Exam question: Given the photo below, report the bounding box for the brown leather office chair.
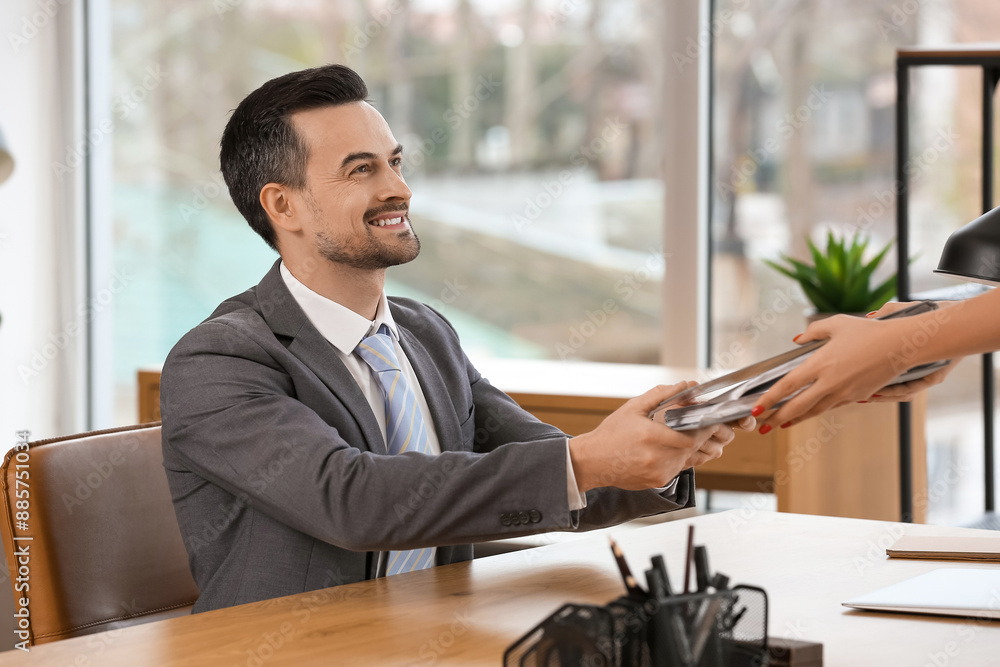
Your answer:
[0,422,198,645]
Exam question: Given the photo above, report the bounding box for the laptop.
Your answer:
[842,568,1000,619]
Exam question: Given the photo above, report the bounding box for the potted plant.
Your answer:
[764,232,898,321]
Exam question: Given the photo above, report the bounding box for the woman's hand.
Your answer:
[751,302,953,429]
[863,365,955,403]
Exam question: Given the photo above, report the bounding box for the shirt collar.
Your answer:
[279,261,399,355]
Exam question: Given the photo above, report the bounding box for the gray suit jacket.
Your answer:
[161,260,694,613]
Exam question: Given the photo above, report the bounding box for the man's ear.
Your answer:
[260,183,303,233]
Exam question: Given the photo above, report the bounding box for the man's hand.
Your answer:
[685,414,756,468]
[568,383,752,493]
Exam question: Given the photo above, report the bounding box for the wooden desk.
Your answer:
[8,511,999,666]
[138,358,927,521]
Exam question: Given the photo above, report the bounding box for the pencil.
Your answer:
[609,537,644,596]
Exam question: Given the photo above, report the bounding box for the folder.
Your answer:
[887,535,1000,563]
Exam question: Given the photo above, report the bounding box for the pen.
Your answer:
[691,596,725,662]
[646,568,694,665]
[645,567,665,600]
[609,537,644,597]
[651,554,673,596]
[719,592,740,631]
[683,525,695,594]
[694,545,711,592]
[725,606,747,631]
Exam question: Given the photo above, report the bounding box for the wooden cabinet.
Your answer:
[137,368,161,423]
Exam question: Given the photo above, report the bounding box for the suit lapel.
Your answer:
[255,261,385,455]
[395,325,462,453]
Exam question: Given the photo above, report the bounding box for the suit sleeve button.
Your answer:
[529,510,541,523]
[518,512,530,525]
[500,513,511,526]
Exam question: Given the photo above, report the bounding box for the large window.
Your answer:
[107,0,669,422]
[710,0,1000,524]
[103,0,997,524]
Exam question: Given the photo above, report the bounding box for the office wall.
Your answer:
[0,0,88,651]
[1,2,88,440]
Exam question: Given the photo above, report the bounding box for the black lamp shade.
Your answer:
[935,205,1000,284]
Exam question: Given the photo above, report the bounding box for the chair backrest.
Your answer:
[0,423,198,645]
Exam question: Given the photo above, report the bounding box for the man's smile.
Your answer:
[367,211,408,229]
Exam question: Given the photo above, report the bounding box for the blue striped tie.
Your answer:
[355,324,435,575]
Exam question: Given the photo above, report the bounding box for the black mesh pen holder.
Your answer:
[646,585,768,667]
[504,585,768,667]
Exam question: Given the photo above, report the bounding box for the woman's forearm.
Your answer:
[907,289,1000,366]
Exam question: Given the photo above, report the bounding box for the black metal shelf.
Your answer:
[896,45,999,522]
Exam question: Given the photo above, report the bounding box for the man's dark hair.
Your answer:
[220,64,369,251]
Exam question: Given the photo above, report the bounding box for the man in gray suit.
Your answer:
[161,64,751,613]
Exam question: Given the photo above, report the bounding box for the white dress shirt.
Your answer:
[278,263,590,545]
[280,263,442,456]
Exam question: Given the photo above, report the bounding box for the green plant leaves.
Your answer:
[765,232,900,313]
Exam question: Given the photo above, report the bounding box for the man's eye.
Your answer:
[352,164,369,174]
[390,157,402,167]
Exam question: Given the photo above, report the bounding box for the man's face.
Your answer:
[289,102,418,270]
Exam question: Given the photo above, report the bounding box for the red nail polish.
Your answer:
[857,400,868,404]
[792,334,802,342]
[751,405,764,417]
[759,424,772,435]
[872,394,882,398]
[780,422,791,429]
[866,311,877,317]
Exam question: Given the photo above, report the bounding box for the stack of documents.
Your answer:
[648,301,950,431]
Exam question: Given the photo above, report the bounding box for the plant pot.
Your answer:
[803,309,868,325]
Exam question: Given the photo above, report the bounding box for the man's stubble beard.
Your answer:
[315,224,421,271]
[305,188,421,270]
